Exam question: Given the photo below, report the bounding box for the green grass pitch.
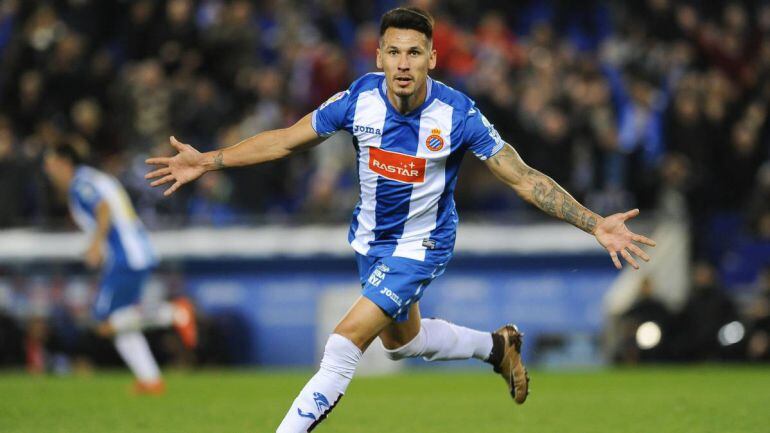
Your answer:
[2,366,769,432]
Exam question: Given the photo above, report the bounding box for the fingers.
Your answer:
[620,249,640,270]
[146,157,171,166]
[145,167,171,180]
[628,244,650,262]
[150,174,175,187]
[164,181,182,197]
[609,250,622,269]
[633,234,657,247]
[622,208,640,220]
[170,136,186,152]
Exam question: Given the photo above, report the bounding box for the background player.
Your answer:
[146,6,655,431]
[44,144,197,394]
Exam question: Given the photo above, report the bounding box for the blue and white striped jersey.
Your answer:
[69,166,157,271]
[312,73,505,263]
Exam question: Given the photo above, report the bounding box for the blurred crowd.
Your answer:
[0,0,766,230]
[1,0,770,366]
[616,263,770,363]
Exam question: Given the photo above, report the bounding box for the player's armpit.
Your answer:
[282,113,327,153]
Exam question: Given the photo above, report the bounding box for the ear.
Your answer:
[376,47,383,69]
[429,47,437,70]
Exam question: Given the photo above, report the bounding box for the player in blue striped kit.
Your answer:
[45,144,197,394]
[147,6,655,431]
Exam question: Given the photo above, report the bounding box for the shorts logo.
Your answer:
[379,287,403,307]
[369,147,426,184]
[368,263,388,287]
[425,128,444,152]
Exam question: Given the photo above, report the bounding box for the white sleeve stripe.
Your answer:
[311,110,334,137]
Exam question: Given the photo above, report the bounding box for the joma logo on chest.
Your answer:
[353,125,382,135]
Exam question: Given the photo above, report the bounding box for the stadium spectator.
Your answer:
[675,261,740,361]
[616,277,672,363]
[746,265,770,360]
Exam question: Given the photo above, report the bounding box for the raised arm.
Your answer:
[146,113,323,196]
[485,143,656,269]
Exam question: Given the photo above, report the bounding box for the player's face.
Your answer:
[377,27,436,100]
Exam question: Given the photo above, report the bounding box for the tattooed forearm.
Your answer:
[533,181,558,216]
[213,151,225,169]
[486,144,601,234]
[527,172,599,234]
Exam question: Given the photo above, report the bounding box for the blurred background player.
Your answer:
[147,6,654,432]
[43,143,197,394]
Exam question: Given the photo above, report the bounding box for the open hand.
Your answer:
[594,209,656,270]
[146,136,207,196]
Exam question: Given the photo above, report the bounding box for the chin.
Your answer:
[391,86,414,98]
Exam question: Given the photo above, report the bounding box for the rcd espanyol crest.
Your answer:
[425,128,444,151]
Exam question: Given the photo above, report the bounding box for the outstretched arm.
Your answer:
[146,113,323,196]
[485,143,656,269]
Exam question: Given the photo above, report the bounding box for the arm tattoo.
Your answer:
[530,175,597,233]
[213,151,225,169]
[489,144,599,234]
[533,181,558,216]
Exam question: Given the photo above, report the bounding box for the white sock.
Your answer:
[109,303,176,333]
[384,318,493,362]
[276,334,362,433]
[114,331,161,383]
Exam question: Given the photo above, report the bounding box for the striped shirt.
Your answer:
[312,73,504,262]
[69,166,157,271]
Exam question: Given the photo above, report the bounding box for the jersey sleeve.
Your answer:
[71,179,103,213]
[311,89,353,137]
[462,105,505,160]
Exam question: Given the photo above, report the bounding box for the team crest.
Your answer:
[425,128,444,151]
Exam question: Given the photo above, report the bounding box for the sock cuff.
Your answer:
[327,333,363,360]
[320,334,363,382]
[381,325,426,356]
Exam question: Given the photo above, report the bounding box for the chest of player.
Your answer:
[352,118,454,185]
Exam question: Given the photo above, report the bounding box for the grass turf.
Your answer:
[1,366,769,433]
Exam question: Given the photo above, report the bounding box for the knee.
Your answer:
[383,328,426,361]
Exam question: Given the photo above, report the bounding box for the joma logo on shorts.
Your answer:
[354,125,382,135]
[380,287,402,307]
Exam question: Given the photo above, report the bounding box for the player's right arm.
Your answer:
[485,143,656,269]
[146,113,323,196]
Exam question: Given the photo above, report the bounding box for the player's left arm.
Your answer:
[485,143,656,269]
[85,200,111,269]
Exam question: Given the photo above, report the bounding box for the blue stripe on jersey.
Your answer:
[347,136,362,243]
[419,84,461,263]
[369,176,413,255]
[367,105,420,256]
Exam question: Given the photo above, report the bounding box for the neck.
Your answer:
[387,79,428,114]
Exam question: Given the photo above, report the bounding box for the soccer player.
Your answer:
[44,144,197,394]
[147,6,655,431]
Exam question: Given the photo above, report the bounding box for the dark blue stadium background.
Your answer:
[0,0,768,367]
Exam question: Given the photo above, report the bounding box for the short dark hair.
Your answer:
[380,7,434,41]
[50,143,84,166]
